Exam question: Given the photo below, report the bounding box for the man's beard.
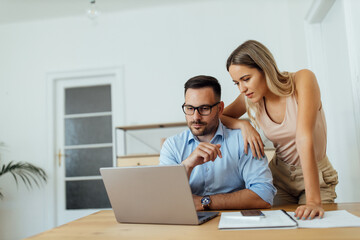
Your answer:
[188,117,218,137]
[189,121,208,136]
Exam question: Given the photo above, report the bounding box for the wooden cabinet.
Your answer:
[117,154,160,167]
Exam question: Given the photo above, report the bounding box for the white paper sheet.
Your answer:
[288,210,360,228]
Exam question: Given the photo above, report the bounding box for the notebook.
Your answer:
[100,165,219,225]
[218,210,298,230]
[219,210,360,230]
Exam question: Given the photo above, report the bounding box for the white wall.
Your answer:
[319,0,360,202]
[347,0,360,90]
[304,0,360,203]
[345,0,360,146]
[0,0,341,239]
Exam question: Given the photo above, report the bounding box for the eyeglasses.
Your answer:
[182,102,220,116]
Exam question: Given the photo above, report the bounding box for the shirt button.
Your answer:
[206,168,209,172]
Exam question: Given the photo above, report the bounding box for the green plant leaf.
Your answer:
[0,161,48,199]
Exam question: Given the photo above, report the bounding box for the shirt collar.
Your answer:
[187,119,224,144]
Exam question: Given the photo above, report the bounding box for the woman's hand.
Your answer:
[221,115,264,159]
[294,203,324,220]
[239,120,264,159]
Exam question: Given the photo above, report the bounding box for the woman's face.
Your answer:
[228,64,268,103]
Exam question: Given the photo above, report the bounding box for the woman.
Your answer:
[221,40,338,220]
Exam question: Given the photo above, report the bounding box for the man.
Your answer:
[160,75,276,211]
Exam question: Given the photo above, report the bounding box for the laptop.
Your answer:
[100,165,219,225]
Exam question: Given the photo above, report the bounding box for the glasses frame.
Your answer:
[182,102,220,116]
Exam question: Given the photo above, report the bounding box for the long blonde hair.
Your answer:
[226,40,295,127]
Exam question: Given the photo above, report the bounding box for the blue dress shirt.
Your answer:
[159,120,276,205]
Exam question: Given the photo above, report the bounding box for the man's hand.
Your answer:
[182,143,222,178]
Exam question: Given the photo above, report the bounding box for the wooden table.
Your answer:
[26,203,360,240]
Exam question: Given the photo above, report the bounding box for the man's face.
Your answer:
[184,87,223,142]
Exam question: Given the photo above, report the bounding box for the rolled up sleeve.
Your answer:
[240,154,277,205]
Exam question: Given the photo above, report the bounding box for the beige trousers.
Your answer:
[269,155,338,205]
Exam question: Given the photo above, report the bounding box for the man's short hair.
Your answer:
[184,75,221,101]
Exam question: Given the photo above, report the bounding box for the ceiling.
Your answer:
[0,0,214,24]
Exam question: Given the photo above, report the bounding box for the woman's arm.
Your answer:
[293,69,324,220]
[221,94,264,158]
[222,94,247,121]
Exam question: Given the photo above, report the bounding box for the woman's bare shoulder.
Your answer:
[293,69,317,83]
[293,69,321,107]
[293,69,319,91]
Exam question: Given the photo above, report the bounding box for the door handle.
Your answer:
[57,149,67,167]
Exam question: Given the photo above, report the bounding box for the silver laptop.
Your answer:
[100,165,219,225]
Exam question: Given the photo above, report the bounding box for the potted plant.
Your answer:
[0,143,48,199]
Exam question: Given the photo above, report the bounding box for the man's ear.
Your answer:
[218,101,225,115]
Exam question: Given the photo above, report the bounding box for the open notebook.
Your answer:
[219,210,360,230]
[219,210,297,230]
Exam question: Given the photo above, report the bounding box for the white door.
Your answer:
[54,69,123,225]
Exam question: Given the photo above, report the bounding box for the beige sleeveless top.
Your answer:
[257,94,327,166]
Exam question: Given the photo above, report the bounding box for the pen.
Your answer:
[281,209,299,227]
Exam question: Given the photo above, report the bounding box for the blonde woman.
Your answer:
[221,40,338,220]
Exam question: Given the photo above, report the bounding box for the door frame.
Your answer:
[46,66,125,227]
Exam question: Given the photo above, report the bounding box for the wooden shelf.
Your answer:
[116,122,188,158]
[116,122,187,130]
[115,120,273,166]
[116,149,276,167]
[117,154,160,159]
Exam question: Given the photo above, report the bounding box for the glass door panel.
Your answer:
[64,85,112,210]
